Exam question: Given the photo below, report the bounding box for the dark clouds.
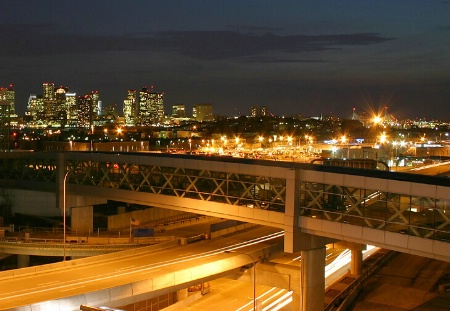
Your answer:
[1,23,392,61]
[0,0,448,119]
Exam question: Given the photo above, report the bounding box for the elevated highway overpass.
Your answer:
[0,227,284,311]
[0,151,449,310]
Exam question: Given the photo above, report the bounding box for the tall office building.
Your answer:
[26,95,45,127]
[55,86,69,127]
[77,94,95,128]
[193,103,213,122]
[43,82,57,123]
[0,85,18,129]
[0,86,14,150]
[261,106,268,116]
[0,85,15,115]
[123,90,137,126]
[91,90,100,117]
[172,104,186,118]
[250,106,268,117]
[102,104,118,120]
[65,93,78,128]
[138,86,164,126]
[0,100,10,150]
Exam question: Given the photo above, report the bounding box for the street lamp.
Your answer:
[331,145,338,158]
[63,169,70,261]
[117,127,123,141]
[225,251,257,310]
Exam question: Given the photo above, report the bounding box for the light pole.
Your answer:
[90,124,94,151]
[225,251,257,310]
[63,169,70,261]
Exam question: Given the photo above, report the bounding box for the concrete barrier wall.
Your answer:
[210,222,257,239]
[12,189,106,217]
[71,206,93,232]
[108,207,186,229]
[12,189,57,217]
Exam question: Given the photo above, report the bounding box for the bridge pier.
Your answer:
[331,241,366,277]
[17,254,30,268]
[351,249,363,276]
[176,288,188,301]
[301,246,326,311]
[287,230,336,311]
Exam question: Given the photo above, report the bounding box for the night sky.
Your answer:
[1,0,449,120]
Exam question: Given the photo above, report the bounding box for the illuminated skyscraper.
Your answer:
[0,86,13,150]
[65,93,78,128]
[123,90,137,126]
[77,91,101,128]
[91,90,100,117]
[0,85,18,129]
[250,106,268,117]
[261,106,268,116]
[193,103,213,122]
[43,82,57,123]
[138,86,164,126]
[26,95,45,127]
[172,104,186,118]
[0,85,15,115]
[0,101,10,150]
[77,95,91,128]
[55,86,69,127]
[43,82,55,101]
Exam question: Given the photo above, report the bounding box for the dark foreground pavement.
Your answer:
[349,252,450,311]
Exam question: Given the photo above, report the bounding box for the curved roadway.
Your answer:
[0,227,284,311]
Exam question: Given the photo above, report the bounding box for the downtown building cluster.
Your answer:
[123,87,214,126]
[2,83,177,129]
[1,84,217,130]
[24,83,105,129]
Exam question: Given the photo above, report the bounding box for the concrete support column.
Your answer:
[17,254,30,268]
[330,242,366,277]
[176,288,188,301]
[301,246,326,311]
[351,249,363,276]
[117,206,126,214]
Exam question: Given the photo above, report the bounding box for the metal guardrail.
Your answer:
[115,213,211,232]
[0,236,176,249]
[13,213,206,235]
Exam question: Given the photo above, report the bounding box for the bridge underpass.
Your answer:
[0,151,449,311]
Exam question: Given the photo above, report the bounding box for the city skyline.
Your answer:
[1,1,449,119]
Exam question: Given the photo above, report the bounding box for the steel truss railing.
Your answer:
[0,153,287,212]
[1,152,449,242]
[65,158,287,212]
[300,182,450,241]
[0,156,57,182]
